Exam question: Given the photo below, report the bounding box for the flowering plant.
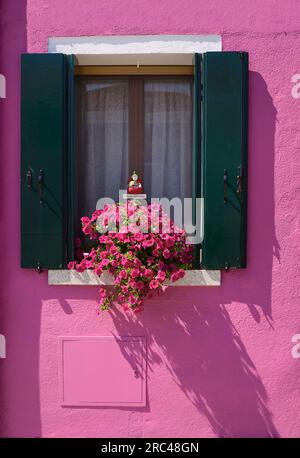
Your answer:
[68,202,192,313]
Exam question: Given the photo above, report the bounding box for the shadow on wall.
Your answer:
[238,70,279,323]
[108,70,279,437]
[111,303,279,438]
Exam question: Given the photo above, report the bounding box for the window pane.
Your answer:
[144,78,193,200]
[76,79,129,220]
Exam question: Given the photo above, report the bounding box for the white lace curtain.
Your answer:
[144,79,193,200]
[76,79,129,219]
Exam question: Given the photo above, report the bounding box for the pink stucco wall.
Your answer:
[1,0,300,438]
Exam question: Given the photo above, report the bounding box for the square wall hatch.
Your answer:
[60,336,146,407]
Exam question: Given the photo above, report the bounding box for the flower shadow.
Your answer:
[110,301,279,437]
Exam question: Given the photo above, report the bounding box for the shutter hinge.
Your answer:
[225,262,230,272]
[239,52,244,60]
[36,262,42,274]
[38,169,44,204]
[223,169,228,204]
[237,165,242,194]
[26,169,32,189]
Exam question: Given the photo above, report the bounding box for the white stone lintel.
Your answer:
[48,34,222,56]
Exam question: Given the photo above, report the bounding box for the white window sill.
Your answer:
[48,270,221,286]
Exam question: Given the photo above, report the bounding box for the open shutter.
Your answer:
[201,52,248,270]
[21,53,73,270]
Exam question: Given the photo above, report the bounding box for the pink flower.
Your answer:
[119,270,127,279]
[117,294,125,303]
[156,270,166,282]
[121,257,130,267]
[76,262,86,273]
[163,249,170,259]
[129,294,137,305]
[146,256,154,265]
[94,265,102,276]
[131,268,140,279]
[133,258,142,268]
[129,280,138,289]
[134,232,144,242]
[91,209,102,221]
[109,246,118,256]
[81,216,90,225]
[144,268,154,279]
[149,279,159,290]
[178,269,185,279]
[99,288,106,298]
[143,237,155,248]
[82,224,93,235]
[136,281,144,291]
[100,259,110,268]
[171,272,179,282]
[165,236,175,248]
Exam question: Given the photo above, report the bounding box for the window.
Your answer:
[75,73,194,223]
[21,52,248,271]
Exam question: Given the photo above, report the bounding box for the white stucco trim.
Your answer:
[48,270,221,287]
[48,35,222,61]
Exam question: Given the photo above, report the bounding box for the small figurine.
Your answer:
[128,170,143,194]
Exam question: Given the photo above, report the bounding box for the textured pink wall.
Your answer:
[1,0,300,437]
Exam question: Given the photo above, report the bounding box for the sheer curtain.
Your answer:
[76,79,129,220]
[144,79,193,200]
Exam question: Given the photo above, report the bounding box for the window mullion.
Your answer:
[128,78,144,179]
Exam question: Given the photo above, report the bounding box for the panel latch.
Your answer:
[237,165,242,195]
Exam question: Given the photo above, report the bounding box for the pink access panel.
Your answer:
[59,336,147,407]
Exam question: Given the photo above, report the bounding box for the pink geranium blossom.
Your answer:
[163,249,170,259]
[149,279,159,290]
[68,202,192,313]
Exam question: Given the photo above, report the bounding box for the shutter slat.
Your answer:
[21,54,69,269]
[201,52,248,269]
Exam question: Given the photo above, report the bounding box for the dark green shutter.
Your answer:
[21,53,74,269]
[201,52,248,270]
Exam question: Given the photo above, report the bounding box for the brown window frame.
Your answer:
[75,66,194,178]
